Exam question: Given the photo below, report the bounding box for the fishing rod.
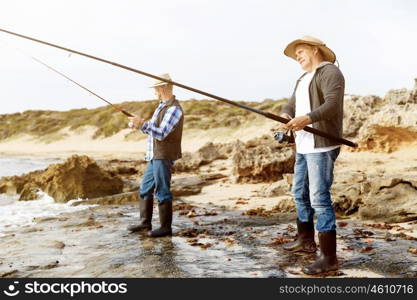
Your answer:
[0,28,357,147]
[30,56,134,117]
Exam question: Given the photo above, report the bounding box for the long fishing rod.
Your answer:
[0,28,357,147]
[30,56,134,117]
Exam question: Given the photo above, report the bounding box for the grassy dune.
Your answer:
[0,98,288,141]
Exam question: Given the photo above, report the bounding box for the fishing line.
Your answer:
[0,40,134,117]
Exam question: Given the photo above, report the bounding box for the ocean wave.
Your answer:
[0,192,96,237]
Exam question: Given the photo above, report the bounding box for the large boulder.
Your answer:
[171,176,205,196]
[174,142,229,172]
[353,125,417,153]
[358,176,417,223]
[343,81,417,153]
[39,155,124,202]
[333,172,417,223]
[343,94,383,138]
[231,135,295,183]
[0,155,124,203]
[332,171,371,215]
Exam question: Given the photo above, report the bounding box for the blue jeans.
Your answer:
[292,148,340,232]
[140,160,174,203]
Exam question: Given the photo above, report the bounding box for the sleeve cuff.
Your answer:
[307,111,319,123]
[141,122,150,134]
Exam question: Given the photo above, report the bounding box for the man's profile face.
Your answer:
[295,44,315,72]
[154,86,163,100]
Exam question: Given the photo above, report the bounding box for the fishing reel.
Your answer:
[273,129,295,144]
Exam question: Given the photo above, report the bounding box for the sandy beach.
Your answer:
[0,121,276,159]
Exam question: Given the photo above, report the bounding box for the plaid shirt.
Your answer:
[141,101,183,161]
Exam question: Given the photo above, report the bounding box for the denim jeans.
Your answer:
[292,148,340,232]
[140,160,174,203]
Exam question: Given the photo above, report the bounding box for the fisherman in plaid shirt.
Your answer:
[141,101,183,162]
[127,74,184,237]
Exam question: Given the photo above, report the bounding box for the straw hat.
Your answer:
[150,73,173,88]
[284,36,336,63]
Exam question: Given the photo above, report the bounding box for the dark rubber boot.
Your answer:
[302,230,338,275]
[283,219,317,253]
[148,201,172,237]
[127,198,153,232]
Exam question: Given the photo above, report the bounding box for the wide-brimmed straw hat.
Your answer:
[150,73,173,88]
[284,36,336,63]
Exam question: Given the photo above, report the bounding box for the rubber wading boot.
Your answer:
[148,201,172,237]
[283,219,317,253]
[302,230,338,275]
[127,198,153,232]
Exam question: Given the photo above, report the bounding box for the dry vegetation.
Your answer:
[0,98,288,141]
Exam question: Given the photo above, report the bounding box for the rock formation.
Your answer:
[358,176,417,223]
[174,142,230,172]
[231,135,295,183]
[0,155,124,202]
[344,81,417,153]
[333,171,417,223]
[175,137,295,183]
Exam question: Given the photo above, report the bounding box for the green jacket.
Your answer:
[281,62,345,148]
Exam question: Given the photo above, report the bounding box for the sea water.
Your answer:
[0,156,61,177]
[0,156,96,237]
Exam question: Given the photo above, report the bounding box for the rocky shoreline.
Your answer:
[1,138,417,277]
[1,200,417,278]
[2,131,416,223]
[1,82,417,277]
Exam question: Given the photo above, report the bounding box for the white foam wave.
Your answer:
[0,192,96,237]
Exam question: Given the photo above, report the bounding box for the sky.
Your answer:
[0,0,416,114]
